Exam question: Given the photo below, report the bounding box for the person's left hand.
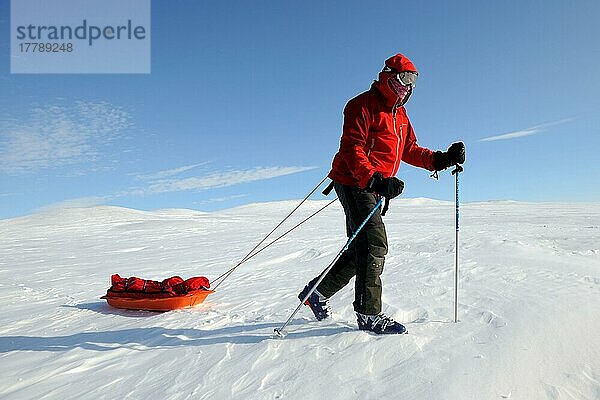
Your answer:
[447,142,465,165]
[433,142,466,171]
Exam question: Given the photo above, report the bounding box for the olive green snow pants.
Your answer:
[313,182,388,315]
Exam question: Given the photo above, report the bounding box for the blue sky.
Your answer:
[1,1,599,219]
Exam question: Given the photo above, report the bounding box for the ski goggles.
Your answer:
[397,71,418,87]
[383,66,418,87]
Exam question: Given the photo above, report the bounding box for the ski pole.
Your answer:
[274,197,384,338]
[451,164,463,323]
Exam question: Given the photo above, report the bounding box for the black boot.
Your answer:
[356,312,407,334]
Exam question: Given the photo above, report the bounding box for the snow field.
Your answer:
[0,200,598,399]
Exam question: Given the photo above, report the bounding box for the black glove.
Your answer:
[367,172,404,199]
[433,142,466,171]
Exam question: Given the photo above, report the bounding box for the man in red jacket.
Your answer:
[299,53,465,334]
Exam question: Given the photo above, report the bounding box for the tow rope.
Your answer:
[211,176,336,290]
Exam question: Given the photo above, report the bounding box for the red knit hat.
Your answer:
[384,53,418,73]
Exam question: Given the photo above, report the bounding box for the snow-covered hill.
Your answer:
[0,200,598,399]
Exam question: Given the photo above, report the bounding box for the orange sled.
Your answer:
[101,290,214,311]
[101,274,213,311]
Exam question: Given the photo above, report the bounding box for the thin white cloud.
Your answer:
[479,118,575,142]
[0,101,132,175]
[528,118,576,130]
[479,128,539,142]
[120,166,317,197]
[31,166,315,210]
[196,194,248,204]
[35,196,108,212]
[135,162,209,181]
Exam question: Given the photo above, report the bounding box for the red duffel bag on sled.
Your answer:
[101,274,214,311]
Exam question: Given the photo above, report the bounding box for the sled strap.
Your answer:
[322,180,335,196]
[212,175,330,290]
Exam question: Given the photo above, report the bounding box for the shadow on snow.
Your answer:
[0,322,355,353]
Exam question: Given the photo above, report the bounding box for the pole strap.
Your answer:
[381,197,391,216]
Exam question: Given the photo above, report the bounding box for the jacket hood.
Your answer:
[375,53,418,107]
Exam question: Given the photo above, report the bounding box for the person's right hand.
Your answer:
[368,172,404,199]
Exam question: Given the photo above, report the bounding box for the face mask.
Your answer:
[377,67,418,106]
[388,76,412,105]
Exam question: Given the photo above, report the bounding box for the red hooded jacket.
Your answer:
[329,54,436,189]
